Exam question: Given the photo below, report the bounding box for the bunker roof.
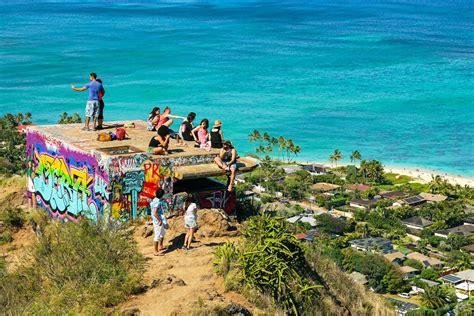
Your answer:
[27,120,257,179]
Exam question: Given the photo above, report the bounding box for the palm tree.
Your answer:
[249,130,261,152]
[270,137,278,159]
[278,136,287,161]
[419,286,455,309]
[285,139,294,162]
[329,149,343,167]
[350,150,361,164]
[262,132,271,143]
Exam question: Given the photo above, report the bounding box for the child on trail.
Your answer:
[192,118,211,151]
[210,120,224,149]
[151,189,168,256]
[214,141,238,192]
[148,125,171,155]
[182,194,198,250]
[147,107,160,131]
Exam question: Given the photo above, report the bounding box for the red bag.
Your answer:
[116,127,127,140]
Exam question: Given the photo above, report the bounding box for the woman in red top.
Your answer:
[96,79,105,130]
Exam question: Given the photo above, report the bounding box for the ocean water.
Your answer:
[1,1,473,176]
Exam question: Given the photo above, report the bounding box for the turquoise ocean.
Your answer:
[1,1,473,176]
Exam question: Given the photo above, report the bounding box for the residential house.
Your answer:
[287,214,318,227]
[384,251,406,265]
[418,192,447,203]
[419,278,440,288]
[441,269,474,295]
[401,195,426,207]
[434,224,474,238]
[347,183,371,192]
[311,182,341,193]
[349,199,378,210]
[349,271,368,285]
[281,165,302,174]
[401,216,433,231]
[464,217,474,226]
[399,266,419,280]
[349,237,394,254]
[295,229,320,242]
[406,252,443,269]
[462,244,474,255]
[386,298,419,316]
[300,164,330,175]
[381,191,407,200]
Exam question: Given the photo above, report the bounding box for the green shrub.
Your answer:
[214,214,320,315]
[0,207,24,229]
[0,219,144,315]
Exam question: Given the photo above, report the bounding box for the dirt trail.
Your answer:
[121,214,256,316]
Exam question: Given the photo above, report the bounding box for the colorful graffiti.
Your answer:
[26,130,109,222]
[197,190,236,214]
[27,128,237,222]
[107,158,174,221]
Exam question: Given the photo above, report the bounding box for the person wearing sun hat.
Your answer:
[210,119,224,149]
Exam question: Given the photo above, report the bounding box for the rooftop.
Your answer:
[401,216,433,228]
[399,266,418,273]
[418,192,447,202]
[462,244,474,252]
[27,120,257,179]
[311,182,341,192]
[349,237,393,253]
[406,252,442,267]
[384,251,406,262]
[402,195,426,206]
[435,224,474,238]
[380,191,407,200]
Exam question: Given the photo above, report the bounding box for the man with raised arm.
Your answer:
[71,72,105,131]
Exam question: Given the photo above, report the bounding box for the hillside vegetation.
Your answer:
[214,213,395,315]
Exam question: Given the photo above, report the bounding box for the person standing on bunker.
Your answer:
[150,189,167,256]
[71,72,105,131]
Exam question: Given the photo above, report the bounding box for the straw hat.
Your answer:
[213,120,222,127]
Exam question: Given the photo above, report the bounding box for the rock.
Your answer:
[174,279,186,286]
[142,225,153,238]
[224,303,252,316]
[121,308,141,316]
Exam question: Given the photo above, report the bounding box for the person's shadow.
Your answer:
[163,233,186,253]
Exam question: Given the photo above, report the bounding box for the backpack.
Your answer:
[116,127,127,140]
[97,132,112,142]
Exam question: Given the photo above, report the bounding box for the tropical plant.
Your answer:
[359,160,385,184]
[214,214,321,314]
[329,149,343,166]
[0,112,32,174]
[350,150,362,164]
[419,286,455,309]
[58,112,82,124]
[213,241,237,276]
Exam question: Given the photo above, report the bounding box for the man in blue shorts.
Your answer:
[71,72,105,131]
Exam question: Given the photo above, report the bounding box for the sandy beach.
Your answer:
[302,161,474,187]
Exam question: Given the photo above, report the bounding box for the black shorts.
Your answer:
[98,100,105,120]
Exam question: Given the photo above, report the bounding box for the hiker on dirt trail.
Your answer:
[151,189,168,256]
[182,194,198,251]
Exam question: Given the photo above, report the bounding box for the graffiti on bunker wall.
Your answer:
[197,190,236,214]
[26,130,109,221]
[108,158,174,221]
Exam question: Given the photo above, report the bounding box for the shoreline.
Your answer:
[298,160,474,187]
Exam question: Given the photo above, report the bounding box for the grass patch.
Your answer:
[384,173,412,185]
[0,219,144,315]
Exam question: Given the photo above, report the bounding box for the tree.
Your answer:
[429,175,453,196]
[249,129,262,153]
[403,258,423,271]
[359,160,384,184]
[0,112,33,174]
[350,150,362,164]
[420,268,438,281]
[419,286,455,309]
[58,112,82,124]
[382,268,404,293]
[447,250,472,270]
[330,149,343,167]
[278,136,287,161]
